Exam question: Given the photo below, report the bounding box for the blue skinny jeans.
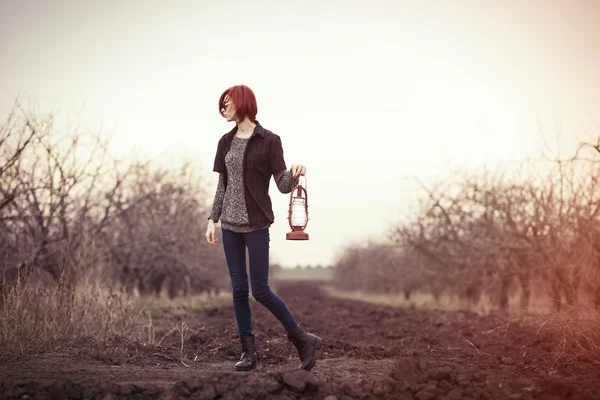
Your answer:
[221,227,298,337]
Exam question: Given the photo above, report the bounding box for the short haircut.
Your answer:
[219,85,258,122]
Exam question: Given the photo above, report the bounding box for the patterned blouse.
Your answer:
[210,135,299,232]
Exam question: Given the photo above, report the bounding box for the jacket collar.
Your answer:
[226,120,265,141]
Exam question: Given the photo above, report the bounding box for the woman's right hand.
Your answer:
[206,220,218,245]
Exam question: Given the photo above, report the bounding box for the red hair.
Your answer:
[219,85,258,123]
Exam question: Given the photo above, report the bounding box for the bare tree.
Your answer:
[1,101,229,299]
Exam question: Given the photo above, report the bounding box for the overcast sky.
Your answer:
[1,0,599,267]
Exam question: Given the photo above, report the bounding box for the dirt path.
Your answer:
[2,281,599,399]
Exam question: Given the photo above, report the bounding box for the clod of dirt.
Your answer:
[445,387,464,400]
[390,358,425,384]
[427,366,453,381]
[337,380,361,398]
[540,380,575,398]
[282,369,318,392]
[415,382,439,400]
[501,356,515,365]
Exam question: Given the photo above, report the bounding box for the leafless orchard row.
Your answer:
[4,99,600,316]
[333,136,600,313]
[0,101,230,301]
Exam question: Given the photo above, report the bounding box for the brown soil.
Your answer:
[2,281,600,399]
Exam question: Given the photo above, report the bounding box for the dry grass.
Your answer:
[489,305,600,370]
[0,271,231,360]
[532,306,600,354]
[150,289,231,315]
[0,275,142,358]
[322,286,514,315]
[323,286,575,316]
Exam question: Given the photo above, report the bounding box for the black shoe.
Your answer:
[234,334,257,371]
[287,325,322,371]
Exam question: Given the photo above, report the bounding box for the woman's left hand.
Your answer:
[291,164,306,179]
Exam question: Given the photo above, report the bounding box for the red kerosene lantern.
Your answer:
[286,176,309,240]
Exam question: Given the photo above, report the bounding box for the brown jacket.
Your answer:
[212,121,290,227]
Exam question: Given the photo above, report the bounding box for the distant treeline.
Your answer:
[332,141,600,313]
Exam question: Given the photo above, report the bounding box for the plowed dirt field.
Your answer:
[2,281,599,399]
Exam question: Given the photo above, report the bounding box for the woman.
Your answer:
[205,84,322,372]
